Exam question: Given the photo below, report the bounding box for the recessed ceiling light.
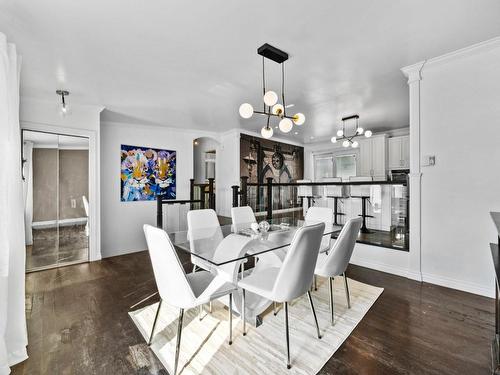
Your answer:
[310,136,314,139]
[294,131,298,135]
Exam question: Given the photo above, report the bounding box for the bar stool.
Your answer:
[321,177,348,226]
[349,176,373,234]
[296,179,313,217]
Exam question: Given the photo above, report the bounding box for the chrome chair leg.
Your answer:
[209,301,212,313]
[284,301,291,369]
[242,289,246,336]
[273,301,278,316]
[148,299,162,346]
[173,308,184,375]
[307,291,322,339]
[192,264,197,273]
[229,293,233,345]
[314,275,318,291]
[199,305,203,321]
[343,272,351,308]
[329,277,335,325]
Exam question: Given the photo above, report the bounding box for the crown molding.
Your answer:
[401,36,500,81]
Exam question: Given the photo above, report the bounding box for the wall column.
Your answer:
[402,62,425,281]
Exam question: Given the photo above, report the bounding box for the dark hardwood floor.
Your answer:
[12,250,494,375]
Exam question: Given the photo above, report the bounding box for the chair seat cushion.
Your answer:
[238,267,280,301]
[186,271,236,306]
[314,251,342,278]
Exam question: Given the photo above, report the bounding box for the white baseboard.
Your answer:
[349,257,412,279]
[350,256,493,298]
[421,272,494,299]
[32,217,88,229]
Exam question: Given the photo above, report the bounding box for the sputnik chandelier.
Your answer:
[239,44,305,139]
[331,114,372,148]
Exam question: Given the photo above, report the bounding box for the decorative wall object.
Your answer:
[120,144,176,202]
[240,134,303,184]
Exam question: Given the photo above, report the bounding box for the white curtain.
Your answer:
[23,141,33,246]
[0,33,28,374]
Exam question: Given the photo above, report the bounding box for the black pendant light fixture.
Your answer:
[330,115,372,147]
[239,44,305,139]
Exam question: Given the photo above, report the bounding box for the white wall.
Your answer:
[100,121,218,257]
[414,39,500,297]
[216,129,240,217]
[20,98,103,261]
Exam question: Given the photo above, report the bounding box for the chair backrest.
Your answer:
[82,195,89,216]
[349,176,373,197]
[272,222,325,302]
[319,217,362,276]
[322,177,346,198]
[296,179,312,197]
[187,209,222,264]
[143,225,196,308]
[231,206,256,232]
[305,206,333,252]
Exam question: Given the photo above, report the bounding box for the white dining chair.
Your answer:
[82,195,89,236]
[143,224,237,375]
[238,222,325,369]
[231,206,257,232]
[314,217,362,325]
[305,206,334,290]
[187,209,221,273]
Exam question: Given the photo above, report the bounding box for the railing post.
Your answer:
[266,177,273,221]
[240,176,248,206]
[231,185,239,208]
[189,178,195,210]
[156,194,163,228]
[208,178,215,210]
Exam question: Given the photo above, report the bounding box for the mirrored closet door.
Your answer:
[23,130,90,271]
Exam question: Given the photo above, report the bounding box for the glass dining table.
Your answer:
[167,217,341,326]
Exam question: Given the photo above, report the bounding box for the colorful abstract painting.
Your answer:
[120,144,176,202]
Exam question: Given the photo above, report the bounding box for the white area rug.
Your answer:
[129,277,383,375]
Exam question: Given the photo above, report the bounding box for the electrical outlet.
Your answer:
[71,198,76,208]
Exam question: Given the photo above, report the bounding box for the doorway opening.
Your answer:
[23,130,90,272]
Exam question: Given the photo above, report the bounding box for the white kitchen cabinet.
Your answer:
[388,135,410,170]
[357,135,387,180]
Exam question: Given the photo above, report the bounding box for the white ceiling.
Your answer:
[2,1,500,143]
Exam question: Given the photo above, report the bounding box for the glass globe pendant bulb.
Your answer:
[239,103,254,119]
[337,129,344,137]
[357,127,364,135]
[342,140,350,148]
[330,136,337,143]
[279,118,293,133]
[261,126,273,139]
[364,130,372,138]
[59,103,69,116]
[272,104,284,116]
[352,141,359,148]
[263,91,278,106]
[292,113,305,125]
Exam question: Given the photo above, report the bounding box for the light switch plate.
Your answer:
[422,155,436,167]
